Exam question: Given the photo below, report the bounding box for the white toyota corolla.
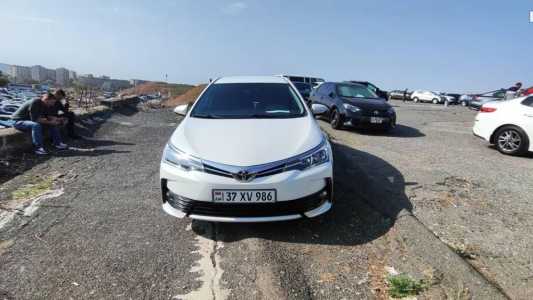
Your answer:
[160,76,334,222]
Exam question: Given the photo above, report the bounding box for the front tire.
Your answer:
[461,101,467,106]
[330,108,343,130]
[413,97,419,103]
[432,98,439,104]
[494,126,529,156]
[384,118,396,132]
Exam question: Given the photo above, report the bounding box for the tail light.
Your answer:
[480,106,497,113]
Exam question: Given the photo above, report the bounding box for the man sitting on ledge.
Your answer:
[50,89,81,139]
[11,92,68,155]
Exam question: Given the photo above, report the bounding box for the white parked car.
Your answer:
[473,96,533,155]
[160,76,333,222]
[410,90,445,104]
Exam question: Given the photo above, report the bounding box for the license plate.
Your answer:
[212,189,277,203]
[370,117,384,124]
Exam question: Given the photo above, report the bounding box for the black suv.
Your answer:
[309,82,396,131]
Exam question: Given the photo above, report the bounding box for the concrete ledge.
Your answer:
[0,104,115,157]
[0,128,32,155]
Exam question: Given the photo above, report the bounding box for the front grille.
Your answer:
[163,182,332,218]
[201,140,326,181]
[361,109,388,117]
[203,162,287,180]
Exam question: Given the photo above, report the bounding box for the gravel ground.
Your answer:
[320,101,533,299]
[0,103,521,299]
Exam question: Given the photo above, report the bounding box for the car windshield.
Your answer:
[190,83,306,119]
[337,84,379,99]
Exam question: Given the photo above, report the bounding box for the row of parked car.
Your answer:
[0,86,43,117]
[389,88,527,110]
[287,77,532,157]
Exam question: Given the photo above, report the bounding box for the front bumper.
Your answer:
[161,179,333,222]
[343,111,396,128]
[160,158,334,222]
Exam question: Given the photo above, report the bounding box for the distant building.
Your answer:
[9,65,32,83]
[102,79,130,91]
[46,69,56,83]
[77,74,102,88]
[55,68,69,86]
[78,75,131,91]
[130,79,147,87]
[69,70,77,80]
[31,65,51,82]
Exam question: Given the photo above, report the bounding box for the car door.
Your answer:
[310,83,325,105]
[322,83,335,108]
[421,91,430,101]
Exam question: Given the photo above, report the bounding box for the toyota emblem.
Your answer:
[233,170,256,182]
[373,110,379,115]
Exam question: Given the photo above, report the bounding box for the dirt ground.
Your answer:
[320,100,533,299]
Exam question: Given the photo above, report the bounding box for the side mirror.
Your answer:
[174,104,189,116]
[328,92,336,98]
[311,103,328,116]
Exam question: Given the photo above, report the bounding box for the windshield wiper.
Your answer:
[249,114,302,119]
[191,113,223,119]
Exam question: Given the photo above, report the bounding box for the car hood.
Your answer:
[169,116,323,166]
[340,97,391,110]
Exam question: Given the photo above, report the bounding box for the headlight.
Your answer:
[163,143,204,171]
[343,103,361,113]
[289,142,330,171]
[387,107,395,114]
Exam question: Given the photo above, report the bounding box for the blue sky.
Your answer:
[1,0,532,92]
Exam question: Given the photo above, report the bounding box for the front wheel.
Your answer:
[412,97,419,103]
[384,118,396,132]
[494,126,529,156]
[330,108,343,130]
[432,98,439,104]
[461,101,467,106]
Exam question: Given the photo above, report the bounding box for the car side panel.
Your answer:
[517,105,533,151]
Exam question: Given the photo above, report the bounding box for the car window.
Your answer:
[494,91,505,98]
[191,83,305,119]
[288,76,304,83]
[293,82,311,95]
[316,83,329,96]
[521,96,533,107]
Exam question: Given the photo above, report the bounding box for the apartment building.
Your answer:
[9,65,32,83]
[55,68,70,86]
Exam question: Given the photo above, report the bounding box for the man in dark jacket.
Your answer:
[508,82,522,92]
[49,89,81,139]
[11,92,68,155]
